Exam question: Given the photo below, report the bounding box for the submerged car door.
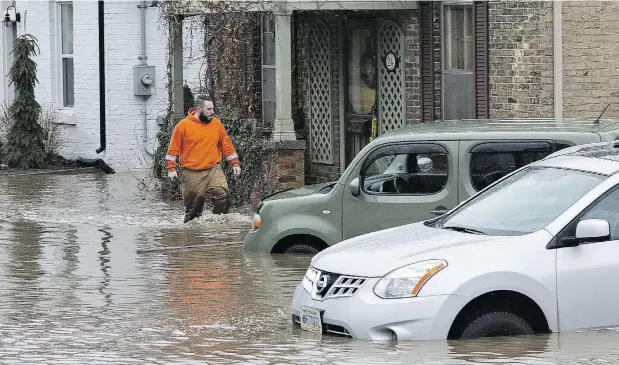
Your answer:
[342,141,459,240]
[556,185,619,332]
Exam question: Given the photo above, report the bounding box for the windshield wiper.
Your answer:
[441,225,487,235]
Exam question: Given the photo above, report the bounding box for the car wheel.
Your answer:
[284,244,321,255]
[459,311,534,339]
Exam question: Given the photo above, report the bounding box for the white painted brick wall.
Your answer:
[15,1,55,107]
[0,0,15,106]
[3,0,204,171]
[98,0,168,170]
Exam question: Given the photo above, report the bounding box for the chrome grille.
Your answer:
[324,276,366,299]
[302,267,366,300]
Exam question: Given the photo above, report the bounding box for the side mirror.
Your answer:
[349,177,360,196]
[417,156,434,173]
[576,219,610,242]
[561,219,610,247]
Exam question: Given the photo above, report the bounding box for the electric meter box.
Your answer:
[134,65,155,96]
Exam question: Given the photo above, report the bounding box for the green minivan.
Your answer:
[243,118,619,254]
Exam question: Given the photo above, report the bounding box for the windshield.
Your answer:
[436,166,606,235]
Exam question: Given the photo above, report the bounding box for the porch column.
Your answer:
[272,9,296,141]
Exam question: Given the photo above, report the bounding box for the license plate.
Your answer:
[300,306,322,333]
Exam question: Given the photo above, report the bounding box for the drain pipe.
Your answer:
[139,0,148,66]
[138,0,154,156]
[96,0,107,154]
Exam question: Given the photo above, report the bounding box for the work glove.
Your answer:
[168,170,178,181]
[233,166,241,177]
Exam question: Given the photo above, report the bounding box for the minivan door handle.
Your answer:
[430,206,449,216]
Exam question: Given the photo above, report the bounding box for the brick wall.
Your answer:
[15,1,55,106]
[487,0,554,118]
[397,11,421,125]
[432,3,442,120]
[562,1,619,119]
[267,141,306,190]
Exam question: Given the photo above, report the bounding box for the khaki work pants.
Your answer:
[180,164,230,222]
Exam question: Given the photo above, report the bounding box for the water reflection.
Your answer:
[448,334,552,363]
[0,170,619,363]
[98,226,113,307]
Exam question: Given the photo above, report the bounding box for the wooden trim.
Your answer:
[473,1,489,119]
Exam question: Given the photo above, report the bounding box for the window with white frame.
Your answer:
[261,12,275,125]
[59,2,74,107]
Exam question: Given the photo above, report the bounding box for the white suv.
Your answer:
[291,141,619,341]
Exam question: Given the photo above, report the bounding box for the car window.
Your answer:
[574,187,619,240]
[470,142,555,191]
[361,145,449,195]
[436,166,606,236]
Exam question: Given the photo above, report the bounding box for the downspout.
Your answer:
[96,0,107,154]
[139,0,147,66]
[139,0,154,156]
[553,0,563,121]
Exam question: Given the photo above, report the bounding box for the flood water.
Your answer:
[1,169,619,364]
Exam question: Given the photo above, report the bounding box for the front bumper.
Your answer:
[242,228,269,253]
[290,280,466,341]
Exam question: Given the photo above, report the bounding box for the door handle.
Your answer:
[430,207,449,216]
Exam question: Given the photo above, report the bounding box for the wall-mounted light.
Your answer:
[4,5,21,27]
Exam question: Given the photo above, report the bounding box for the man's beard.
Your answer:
[199,113,212,123]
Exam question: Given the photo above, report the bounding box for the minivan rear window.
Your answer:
[470,141,554,191]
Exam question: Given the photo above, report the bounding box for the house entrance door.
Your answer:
[344,19,377,167]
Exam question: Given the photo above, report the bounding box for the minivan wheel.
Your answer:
[284,244,321,255]
[459,311,534,340]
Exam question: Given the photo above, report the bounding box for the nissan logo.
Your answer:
[315,275,330,295]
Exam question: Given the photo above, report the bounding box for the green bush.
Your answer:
[3,34,46,169]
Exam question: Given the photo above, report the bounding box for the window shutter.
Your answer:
[473,1,489,118]
[420,2,434,123]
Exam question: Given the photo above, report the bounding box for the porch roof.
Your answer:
[170,0,419,15]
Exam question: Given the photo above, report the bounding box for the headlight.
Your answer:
[252,214,261,230]
[302,266,319,294]
[373,260,447,299]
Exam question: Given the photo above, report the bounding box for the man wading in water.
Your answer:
[165,95,241,222]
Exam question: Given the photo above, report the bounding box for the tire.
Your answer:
[284,244,321,255]
[459,311,534,340]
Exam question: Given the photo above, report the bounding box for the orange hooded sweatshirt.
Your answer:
[165,108,240,172]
